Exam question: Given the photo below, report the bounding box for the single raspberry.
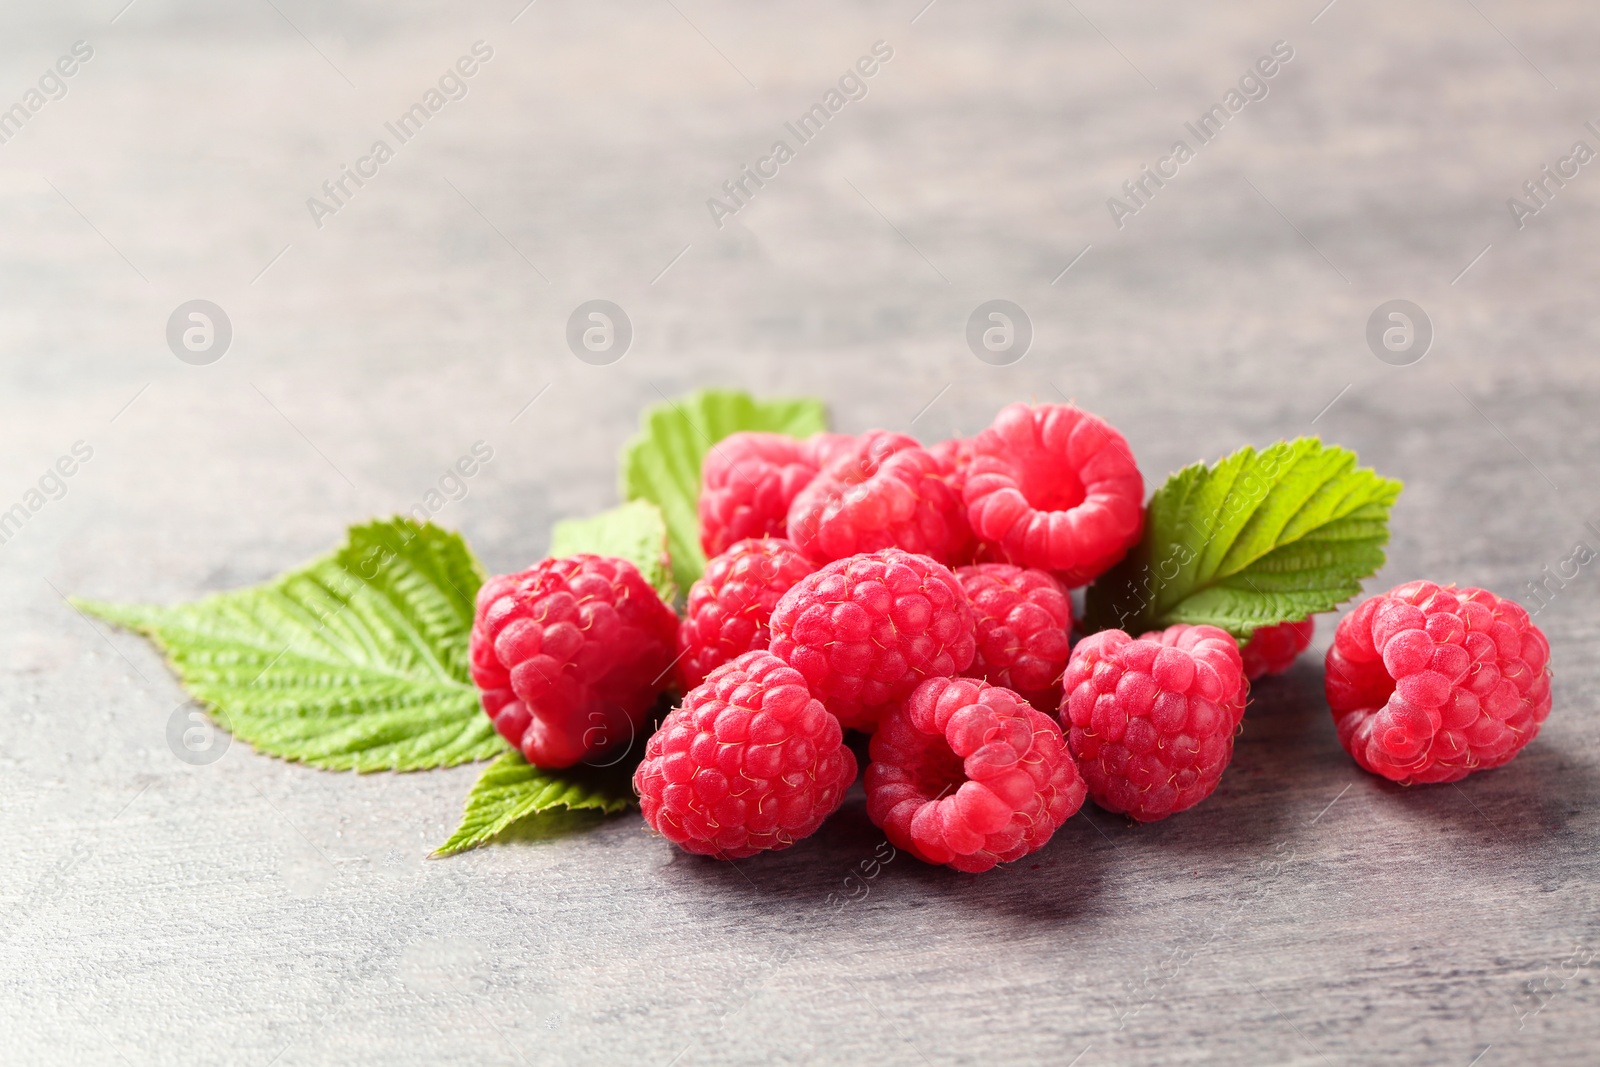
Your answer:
[768,548,977,731]
[866,677,1085,872]
[1325,581,1551,785]
[470,554,680,769]
[786,431,973,565]
[677,538,817,691]
[634,651,857,858]
[963,402,1144,585]
[698,432,858,558]
[1061,624,1249,822]
[1240,618,1315,680]
[956,563,1073,711]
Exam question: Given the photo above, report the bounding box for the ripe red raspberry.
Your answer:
[956,563,1073,711]
[1062,624,1249,822]
[1240,618,1315,680]
[469,554,679,769]
[698,432,857,558]
[929,435,976,503]
[963,403,1144,585]
[805,431,860,469]
[1325,581,1552,785]
[634,651,857,858]
[677,538,816,691]
[769,548,977,732]
[786,431,973,565]
[866,677,1085,872]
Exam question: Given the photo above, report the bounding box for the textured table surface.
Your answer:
[3,1,1598,1064]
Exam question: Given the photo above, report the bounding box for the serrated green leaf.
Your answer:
[433,750,636,856]
[75,518,508,772]
[1082,438,1402,638]
[549,499,676,602]
[620,388,829,593]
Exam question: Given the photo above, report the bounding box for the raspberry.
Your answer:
[769,548,977,731]
[865,677,1085,872]
[677,538,817,691]
[470,554,680,769]
[805,431,860,469]
[1061,624,1249,822]
[963,403,1144,585]
[956,563,1073,711]
[634,651,857,858]
[698,432,857,558]
[929,435,976,504]
[786,431,973,565]
[1240,618,1315,680]
[1325,581,1551,785]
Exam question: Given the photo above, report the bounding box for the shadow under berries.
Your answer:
[1379,745,1596,864]
[881,813,1109,927]
[1061,667,1325,861]
[655,784,1108,928]
[1243,654,1584,863]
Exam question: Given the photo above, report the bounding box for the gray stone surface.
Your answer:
[2,1,1598,1063]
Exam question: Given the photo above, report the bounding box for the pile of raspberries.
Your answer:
[469,403,1553,872]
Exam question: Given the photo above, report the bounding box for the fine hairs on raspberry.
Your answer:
[1061,624,1249,822]
[677,537,816,691]
[1240,617,1315,680]
[1325,581,1551,785]
[698,432,857,558]
[866,676,1085,872]
[956,563,1073,713]
[767,548,977,732]
[470,554,680,769]
[962,402,1145,586]
[634,651,857,858]
[786,431,973,566]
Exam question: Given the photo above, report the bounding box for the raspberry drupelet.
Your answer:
[1061,623,1249,822]
[768,548,977,732]
[677,538,817,691]
[963,402,1144,585]
[634,651,857,858]
[786,430,973,566]
[866,677,1085,872]
[470,554,680,769]
[1325,581,1551,785]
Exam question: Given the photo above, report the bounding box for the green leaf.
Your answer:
[549,499,676,602]
[621,388,829,594]
[433,750,635,856]
[75,518,508,772]
[1082,438,1403,639]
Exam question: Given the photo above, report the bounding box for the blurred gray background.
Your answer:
[2,1,1598,1064]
